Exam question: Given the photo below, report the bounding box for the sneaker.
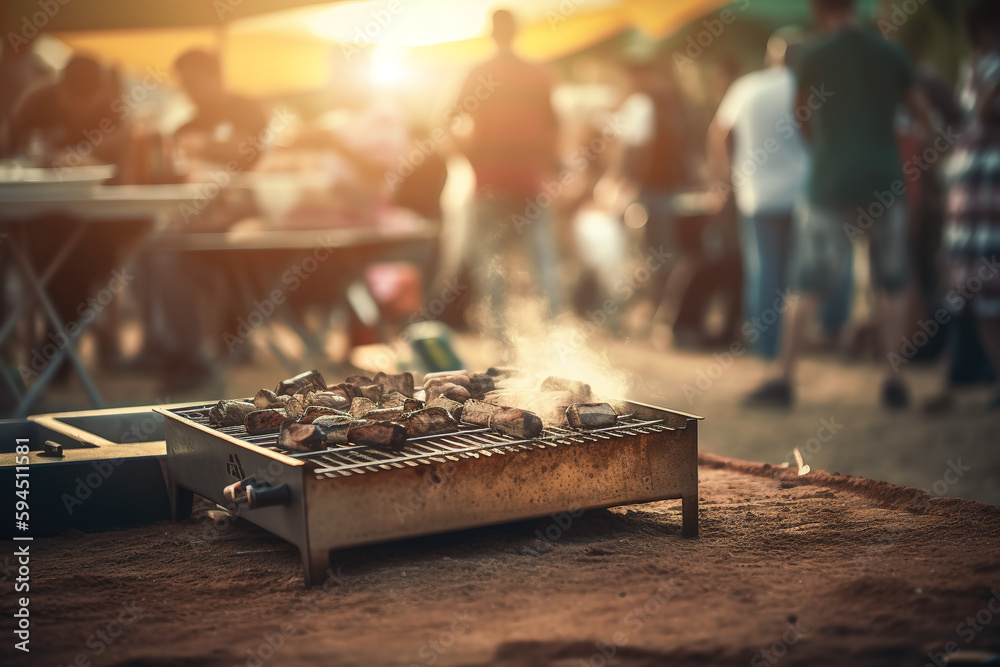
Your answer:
[744,378,794,409]
[880,377,910,410]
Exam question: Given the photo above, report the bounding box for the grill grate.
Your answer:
[168,405,673,478]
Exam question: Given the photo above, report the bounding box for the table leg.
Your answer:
[7,235,106,416]
[0,224,86,348]
[0,225,87,402]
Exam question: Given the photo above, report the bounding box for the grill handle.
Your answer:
[223,476,256,503]
[246,484,292,510]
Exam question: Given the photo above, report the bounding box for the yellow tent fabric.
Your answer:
[56,29,335,96]
[55,0,731,96]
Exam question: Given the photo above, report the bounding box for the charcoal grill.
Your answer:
[158,399,700,586]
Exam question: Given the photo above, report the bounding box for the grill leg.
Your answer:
[302,547,330,587]
[681,493,698,537]
[169,484,194,521]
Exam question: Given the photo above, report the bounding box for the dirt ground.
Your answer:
[4,453,1000,667]
[10,323,1000,666]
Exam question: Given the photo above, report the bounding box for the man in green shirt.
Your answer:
[746,0,930,408]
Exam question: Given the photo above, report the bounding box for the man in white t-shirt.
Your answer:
[707,28,809,361]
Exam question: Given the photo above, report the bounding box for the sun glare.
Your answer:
[306,0,494,47]
[369,45,406,85]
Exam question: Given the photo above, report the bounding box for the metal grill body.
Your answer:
[158,400,700,586]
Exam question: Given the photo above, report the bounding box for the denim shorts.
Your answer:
[788,199,910,295]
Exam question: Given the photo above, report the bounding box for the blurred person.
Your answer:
[393,126,448,221]
[8,55,135,377]
[136,50,269,391]
[9,55,129,166]
[172,49,268,169]
[925,0,1000,412]
[605,61,696,326]
[745,0,931,409]
[450,9,561,327]
[708,29,809,360]
[0,36,50,157]
[708,29,853,359]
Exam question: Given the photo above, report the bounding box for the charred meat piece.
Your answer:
[380,390,420,409]
[461,399,500,426]
[468,373,496,399]
[327,383,358,401]
[358,384,382,403]
[275,370,327,396]
[349,396,378,419]
[566,403,618,429]
[539,376,592,402]
[344,375,373,388]
[490,407,543,439]
[244,409,289,435]
[347,421,407,452]
[395,407,458,438]
[278,422,325,452]
[278,416,357,452]
[311,415,355,444]
[284,395,310,420]
[363,406,405,422]
[426,395,464,420]
[424,374,472,392]
[484,389,573,428]
[253,388,293,410]
[422,369,469,383]
[486,366,518,379]
[426,382,471,403]
[308,391,351,411]
[300,405,351,424]
[310,415,356,428]
[373,371,415,398]
[209,400,256,427]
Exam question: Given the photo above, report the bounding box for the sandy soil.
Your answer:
[4,454,1000,667]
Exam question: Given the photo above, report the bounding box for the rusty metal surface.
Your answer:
[160,400,700,586]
